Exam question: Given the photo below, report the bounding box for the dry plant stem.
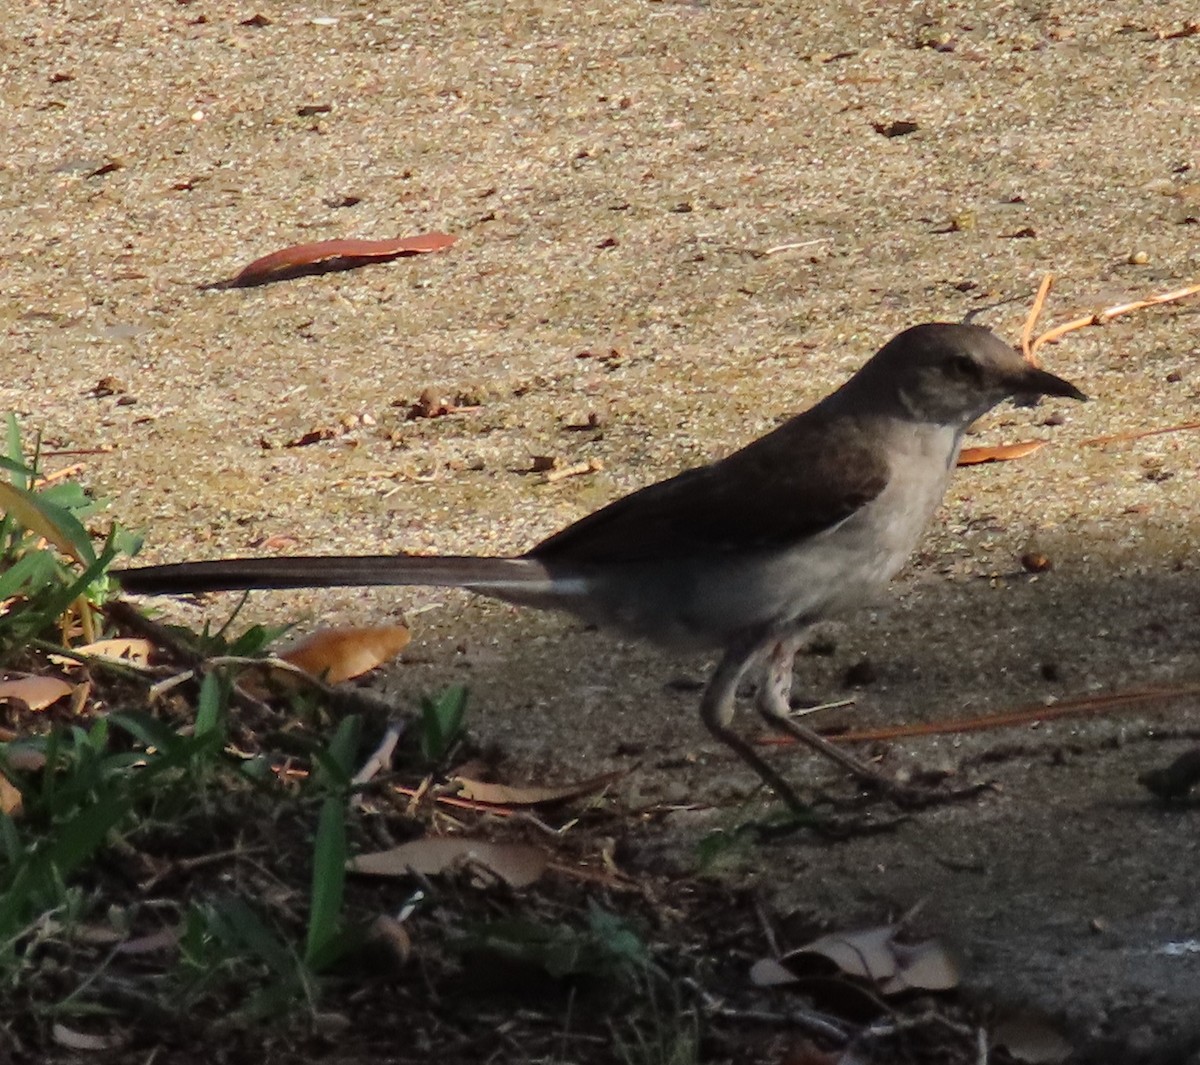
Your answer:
[679,976,851,1043]
[1081,419,1200,447]
[544,458,602,484]
[139,844,268,893]
[761,239,826,256]
[351,720,406,804]
[34,462,86,486]
[761,681,1200,746]
[1021,272,1054,363]
[1029,280,1200,359]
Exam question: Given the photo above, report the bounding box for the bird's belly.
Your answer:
[565,477,948,649]
[564,539,904,651]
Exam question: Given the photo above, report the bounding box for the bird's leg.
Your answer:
[700,635,808,814]
[755,633,913,797]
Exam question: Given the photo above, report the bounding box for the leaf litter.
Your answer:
[228,232,457,287]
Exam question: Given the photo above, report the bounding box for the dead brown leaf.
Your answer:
[48,637,153,670]
[230,232,457,287]
[448,768,627,807]
[0,674,74,712]
[764,925,959,996]
[280,624,411,684]
[348,837,548,888]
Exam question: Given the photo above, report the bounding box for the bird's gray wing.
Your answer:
[527,416,889,565]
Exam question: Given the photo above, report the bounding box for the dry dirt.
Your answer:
[3,1,1200,1061]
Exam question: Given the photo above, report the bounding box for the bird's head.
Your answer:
[861,322,1087,427]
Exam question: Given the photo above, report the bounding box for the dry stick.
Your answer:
[350,719,407,808]
[965,276,1200,464]
[1020,272,1054,363]
[756,682,1200,747]
[544,458,603,484]
[1028,280,1200,360]
[35,463,86,486]
[1080,419,1200,448]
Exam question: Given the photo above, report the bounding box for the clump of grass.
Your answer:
[0,415,140,655]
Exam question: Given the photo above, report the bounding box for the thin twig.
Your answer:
[350,720,407,808]
[1021,273,1054,363]
[761,239,826,257]
[34,463,86,486]
[1029,280,1200,359]
[678,976,851,1044]
[788,697,856,720]
[1080,419,1200,447]
[544,458,603,484]
[757,681,1200,746]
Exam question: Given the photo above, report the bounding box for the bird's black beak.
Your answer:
[1014,364,1088,402]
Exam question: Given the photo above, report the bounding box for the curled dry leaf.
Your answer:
[749,957,800,987]
[48,637,153,669]
[348,837,548,888]
[280,624,411,684]
[0,675,74,712]
[449,768,627,807]
[230,232,457,287]
[958,440,1048,465]
[761,924,959,996]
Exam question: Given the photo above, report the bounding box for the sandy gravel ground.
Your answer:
[3,2,1199,1060]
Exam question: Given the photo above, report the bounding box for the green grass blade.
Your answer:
[304,796,347,968]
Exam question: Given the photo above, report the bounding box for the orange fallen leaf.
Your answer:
[280,624,411,684]
[448,768,627,807]
[958,440,1048,465]
[347,837,547,888]
[0,675,74,711]
[230,232,457,287]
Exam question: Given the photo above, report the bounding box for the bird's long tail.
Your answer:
[113,554,553,597]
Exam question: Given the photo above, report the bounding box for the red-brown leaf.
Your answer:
[231,232,457,287]
[957,440,1048,465]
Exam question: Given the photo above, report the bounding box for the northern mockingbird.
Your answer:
[116,323,1086,811]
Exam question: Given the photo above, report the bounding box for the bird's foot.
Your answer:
[860,773,993,810]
